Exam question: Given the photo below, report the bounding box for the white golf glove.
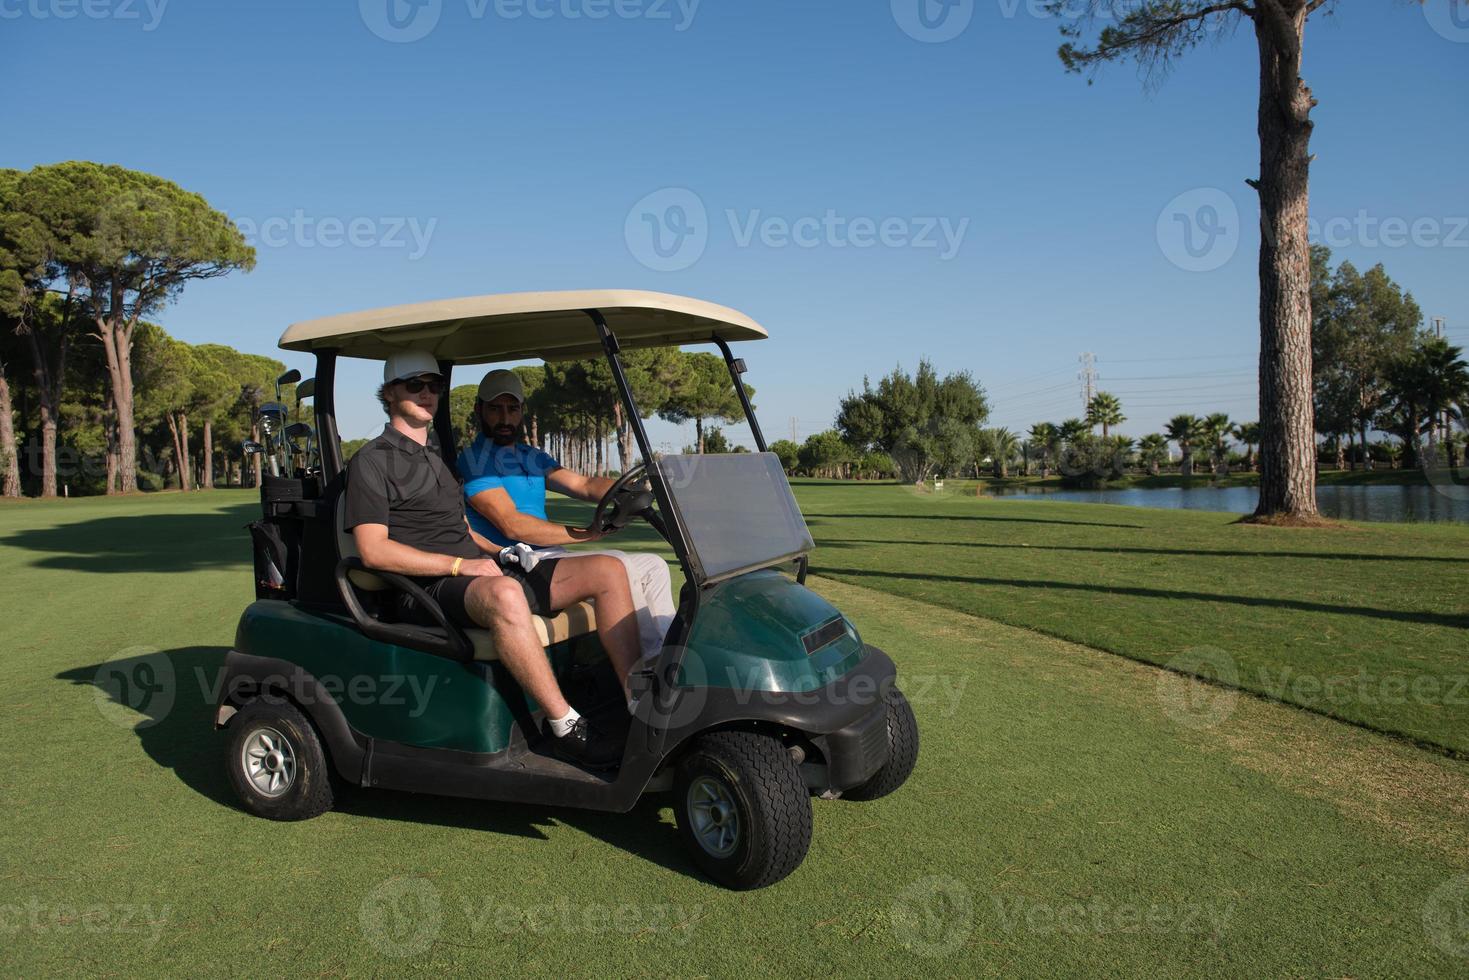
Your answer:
[497,543,540,573]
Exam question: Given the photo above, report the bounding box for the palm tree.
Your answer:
[1085,391,1125,438]
[1381,338,1469,470]
[1028,422,1060,477]
[1203,412,1233,477]
[1234,422,1261,473]
[989,428,1020,478]
[1058,417,1088,445]
[1137,433,1170,476]
[1165,414,1202,477]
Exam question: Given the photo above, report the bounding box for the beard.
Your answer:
[488,423,521,446]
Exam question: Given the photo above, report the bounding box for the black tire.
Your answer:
[842,688,919,802]
[673,731,812,890]
[225,696,335,821]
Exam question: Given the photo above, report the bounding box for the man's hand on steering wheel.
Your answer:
[588,463,655,535]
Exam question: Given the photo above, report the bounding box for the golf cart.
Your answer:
[219,290,918,890]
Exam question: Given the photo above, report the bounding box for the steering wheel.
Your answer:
[589,463,655,534]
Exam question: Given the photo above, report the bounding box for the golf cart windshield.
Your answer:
[655,453,814,585]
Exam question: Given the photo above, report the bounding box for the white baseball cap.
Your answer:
[477,368,524,404]
[383,350,442,384]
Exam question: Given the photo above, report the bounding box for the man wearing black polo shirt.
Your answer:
[343,350,637,768]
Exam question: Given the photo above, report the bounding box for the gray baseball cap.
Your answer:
[477,369,524,404]
[383,350,442,384]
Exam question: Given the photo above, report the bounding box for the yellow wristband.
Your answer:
[450,557,464,577]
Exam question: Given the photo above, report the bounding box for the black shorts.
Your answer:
[397,557,562,629]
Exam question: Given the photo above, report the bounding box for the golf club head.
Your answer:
[241,440,264,456]
[257,401,289,436]
[276,368,302,400]
[284,422,313,442]
[295,378,315,403]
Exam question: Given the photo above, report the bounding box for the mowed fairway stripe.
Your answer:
[2,492,1468,975]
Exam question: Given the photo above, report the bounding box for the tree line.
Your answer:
[1,162,255,497]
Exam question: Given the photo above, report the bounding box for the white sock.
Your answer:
[548,708,581,737]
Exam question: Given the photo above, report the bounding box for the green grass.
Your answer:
[794,479,1469,754]
[2,489,1468,975]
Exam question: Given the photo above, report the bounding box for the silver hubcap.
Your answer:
[242,726,297,798]
[688,776,740,858]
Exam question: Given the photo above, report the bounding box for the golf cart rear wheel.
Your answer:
[842,688,919,802]
[673,731,812,890]
[226,696,335,821]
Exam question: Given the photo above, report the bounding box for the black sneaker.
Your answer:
[542,716,623,770]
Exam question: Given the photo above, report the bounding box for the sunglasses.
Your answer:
[400,376,447,395]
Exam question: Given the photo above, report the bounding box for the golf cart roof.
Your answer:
[278,290,767,364]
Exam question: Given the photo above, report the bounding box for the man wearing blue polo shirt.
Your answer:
[458,369,676,662]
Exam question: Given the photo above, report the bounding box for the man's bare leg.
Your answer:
[463,575,571,718]
[547,555,641,692]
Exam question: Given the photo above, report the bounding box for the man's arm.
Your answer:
[466,485,602,547]
[547,466,615,503]
[352,524,502,577]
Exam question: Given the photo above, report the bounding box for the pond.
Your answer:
[977,483,1469,523]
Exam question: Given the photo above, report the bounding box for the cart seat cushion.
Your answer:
[464,600,597,662]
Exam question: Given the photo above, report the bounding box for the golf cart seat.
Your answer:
[333,498,596,662]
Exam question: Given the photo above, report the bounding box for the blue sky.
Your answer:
[4,0,1465,449]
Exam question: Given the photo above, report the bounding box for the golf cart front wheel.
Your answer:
[842,688,919,802]
[225,696,335,821]
[673,731,812,890]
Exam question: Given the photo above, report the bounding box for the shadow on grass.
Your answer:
[818,537,1469,564]
[802,512,1146,530]
[3,503,258,573]
[57,646,701,882]
[814,565,1469,630]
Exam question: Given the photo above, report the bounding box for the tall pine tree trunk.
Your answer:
[1251,4,1319,519]
[0,372,19,498]
[23,328,65,498]
[99,322,140,494]
[201,419,214,489]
